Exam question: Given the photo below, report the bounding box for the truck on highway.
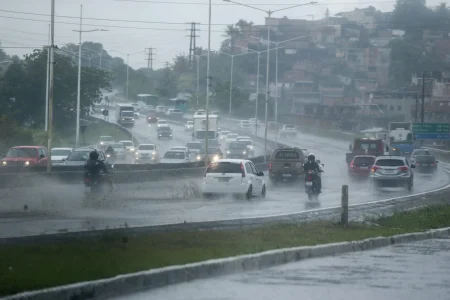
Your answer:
[345,137,384,164]
[115,103,135,128]
[386,121,415,156]
[192,114,219,141]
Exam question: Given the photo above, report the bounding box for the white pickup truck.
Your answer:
[279,124,297,138]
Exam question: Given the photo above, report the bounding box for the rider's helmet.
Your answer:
[89,150,99,160]
[307,153,315,162]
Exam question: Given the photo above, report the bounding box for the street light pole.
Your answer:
[45,24,50,132]
[205,0,212,166]
[75,4,82,148]
[47,0,55,172]
[256,51,260,135]
[196,55,200,109]
[229,55,234,115]
[126,54,130,101]
[223,0,316,162]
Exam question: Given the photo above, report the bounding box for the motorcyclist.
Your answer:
[104,145,115,160]
[84,150,109,181]
[303,153,322,192]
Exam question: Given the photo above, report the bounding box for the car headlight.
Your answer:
[24,161,30,166]
[152,152,156,155]
[135,157,139,160]
[213,155,219,161]
[170,134,172,137]
[1,161,7,166]
[227,150,230,154]
[131,118,135,121]
[100,142,104,145]
[243,151,247,155]
[130,148,135,152]
[159,134,162,137]
[106,154,111,158]
[196,156,201,160]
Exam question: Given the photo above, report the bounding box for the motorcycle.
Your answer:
[83,166,114,207]
[305,170,320,200]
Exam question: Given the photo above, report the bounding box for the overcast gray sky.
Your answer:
[0,0,443,70]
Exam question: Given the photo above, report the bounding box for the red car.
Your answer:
[348,155,376,177]
[147,113,159,124]
[1,146,48,168]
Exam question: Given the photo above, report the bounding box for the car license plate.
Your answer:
[305,181,313,186]
[421,164,429,166]
[359,166,369,169]
[218,177,231,182]
[383,170,396,174]
[282,174,292,177]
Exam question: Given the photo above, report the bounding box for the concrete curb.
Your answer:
[4,227,450,300]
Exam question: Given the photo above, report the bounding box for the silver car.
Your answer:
[64,148,108,166]
[370,155,415,190]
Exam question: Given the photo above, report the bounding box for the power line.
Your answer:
[114,0,397,5]
[187,22,200,67]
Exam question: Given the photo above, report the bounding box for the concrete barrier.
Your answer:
[4,227,450,300]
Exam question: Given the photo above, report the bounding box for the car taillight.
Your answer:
[349,161,355,168]
[307,176,313,181]
[84,177,90,183]
[268,163,272,171]
[240,163,245,177]
[415,162,420,166]
[399,166,409,172]
[371,166,380,173]
[431,163,436,166]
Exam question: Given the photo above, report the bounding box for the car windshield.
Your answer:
[220,131,230,135]
[159,127,171,132]
[286,125,295,129]
[51,149,71,156]
[227,134,238,139]
[274,150,301,159]
[415,155,436,163]
[353,156,375,165]
[229,142,247,150]
[121,142,133,147]
[159,121,168,124]
[112,144,124,149]
[100,136,113,141]
[121,111,134,117]
[171,147,186,151]
[187,143,202,149]
[139,145,155,150]
[413,149,430,156]
[355,141,380,150]
[6,148,37,158]
[375,159,404,167]
[164,151,185,159]
[187,121,194,125]
[237,140,252,145]
[198,148,221,154]
[67,151,90,161]
[207,162,241,173]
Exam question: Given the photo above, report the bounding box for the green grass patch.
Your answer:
[32,119,130,148]
[2,205,450,296]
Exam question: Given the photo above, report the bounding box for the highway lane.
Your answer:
[113,238,450,300]
[1,114,449,238]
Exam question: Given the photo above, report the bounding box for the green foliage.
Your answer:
[0,115,33,154]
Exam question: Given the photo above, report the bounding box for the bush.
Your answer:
[0,115,34,154]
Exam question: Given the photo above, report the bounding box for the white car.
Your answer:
[165,108,184,117]
[225,133,239,145]
[238,120,252,131]
[194,109,206,116]
[119,140,135,153]
[248,118,259,125]
[185,120,194,131]
[170,146,191,159]
[157,119,169,128]
[202,159,266,199]
[236,137,255,156]
[98,135,114,148]
[135,144,159,164]
[51,147,72,165]
[110,143,126,159]
[156,106,166,113]
[218,130,231,141]
[160,150,190,164]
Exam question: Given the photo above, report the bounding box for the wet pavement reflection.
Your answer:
[112,238,450,300]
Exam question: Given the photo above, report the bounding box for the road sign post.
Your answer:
[412,123,450,140]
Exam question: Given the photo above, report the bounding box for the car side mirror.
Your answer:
[258,171,264,176]
[436,160,439,163]
[411,164,416,168]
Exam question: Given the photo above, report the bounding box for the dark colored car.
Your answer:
[348,155,376,177]
[195,147,223,163]
[226,141,249,159]
[268,147,306,183]
[147,112,159,124]
[157,126,173,140]
[413,155,438,174]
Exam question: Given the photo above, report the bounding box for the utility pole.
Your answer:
[145,47,155,70]
[186,22,200,68]
[45,24,50,132]
[421,71,426,123]
[47,0,55,172]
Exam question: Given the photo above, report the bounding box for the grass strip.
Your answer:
[2,205,450,296]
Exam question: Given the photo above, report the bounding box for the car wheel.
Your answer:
[245,185,253,200]
[261,185,266,198]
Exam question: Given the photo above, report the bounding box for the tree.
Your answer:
[221,25,240,53]
[391,0,434,39]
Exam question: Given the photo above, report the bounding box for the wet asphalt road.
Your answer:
[112,238,450,300]
[0,115,449,238]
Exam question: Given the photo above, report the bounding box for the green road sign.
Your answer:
[412,123,450,134]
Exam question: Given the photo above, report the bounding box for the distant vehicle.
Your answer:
[135,144,159,164]
[111,143,126,159]
[157,126,173,139]
[238,120,252,131]
[386,121,415,156]
[268,147,306,184]
[156,106,166,113]
[51,147,72,165]
[225,133,239,145]
[160,150,190,164]
[348,155,376,178]
[64,148,108,166]
[185,141,203,155]
[115,103,135,127]
[169,146,190,159]
[193,115,218,141]
[203,139,221,148]
[147,111,159,124]
[235,137,255,156]
[145,105,155,111]
[202,159,266,199]
[185,120,194,131]
[226,141,249,159]
[410,148,431,164]
[248,118,259,125]
[413,155,438,174]
[98,136,114,149]
[279,124,297,138]
[194,109,206,116]
[195,147,223,163]
[156,119,169,128]
[218,131,231,141]
[165,108,184,118]
[119,140,135,153]
[370,155,415,190]
[1,146,48,168]
[346,138,384,164]
[134,112,140,119]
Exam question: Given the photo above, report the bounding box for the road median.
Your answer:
[2,205,450,299]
